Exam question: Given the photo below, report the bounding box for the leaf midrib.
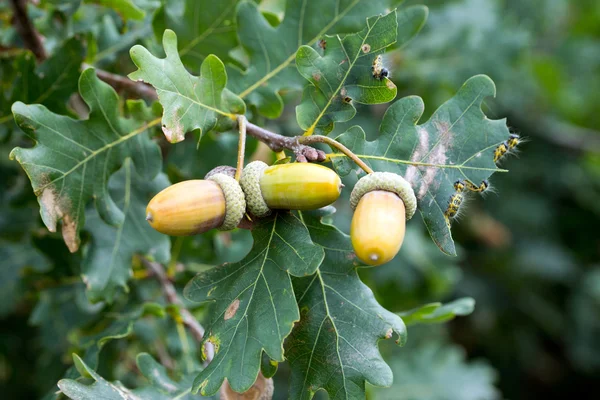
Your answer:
[328,153,509,172]
[196,215,286,389]
[30,118,161,194]
[299,270,349,399]
[179,0,238,58]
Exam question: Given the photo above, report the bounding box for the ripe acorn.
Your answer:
[240,161,343,217]
[146,172,245,236]
[350,172,417,266]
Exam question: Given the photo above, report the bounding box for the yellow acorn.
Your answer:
[240,161,342,217]
[146,173,245,236]
[349,172,417,266]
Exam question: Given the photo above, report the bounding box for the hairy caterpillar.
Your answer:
[494,133,523,163]
[371,55,389,80]
[465,179,489,193]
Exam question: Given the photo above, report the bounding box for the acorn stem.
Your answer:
[297,135,374,174]
[235,115,247,181]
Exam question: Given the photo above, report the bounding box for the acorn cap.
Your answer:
[240,161,271,218]
[207,173,246,230]
[350,172,417,220]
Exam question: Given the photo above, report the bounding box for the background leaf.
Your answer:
[152,0,239,69]
[85,0,145,21]
[82,158,171,303]
[10,69,162,252]
[0,38,84,126]
[129,29,245,143]
[284,210,407,400]
[398,297,475,326]
[184,212,324,396]
[331,75,511,255]
[371,336,500,400]
[58,352,207,400]
[0,239,50,317]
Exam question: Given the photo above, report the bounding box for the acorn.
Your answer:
[146,172,245,236]
[240,161,343,217]
[350,172,417,266]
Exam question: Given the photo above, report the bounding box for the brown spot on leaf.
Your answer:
[220,373,274,400]
[40,187,61,232]
[162,122,185,143]
[40,186,79,252]
[361,44,371,53]
[312,73,321,82]
[224,299,240,320]
[61,214,79,253]
[386,80,396,90]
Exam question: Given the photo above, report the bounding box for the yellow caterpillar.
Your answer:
[494,133,522,163]
[465,179,489,193]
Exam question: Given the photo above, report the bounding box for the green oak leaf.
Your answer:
[58,353,208,400]
[0,239,50,317]
[41,0,82,16]
[285,210,407,400]
[10,69,162,252]
[84,0,145,21]
[372,341,500,400]
[129,29,245,143]
[43,303,164,400]
[0,37,84,126]
[398,297,475,326]
[152,0,239,69]
[29,284,104,353]
[228,0,409,119]
[331,75,511,255]
[296,11,398,135]
[82,158,171,303]
[184,212,325,396]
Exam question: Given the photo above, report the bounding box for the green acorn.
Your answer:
[350,172,417,266]
[146,172,245,236]
[240,161,343,217]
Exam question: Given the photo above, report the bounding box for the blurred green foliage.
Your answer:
[0,0,599,399]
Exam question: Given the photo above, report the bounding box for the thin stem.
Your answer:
[298,135,374,174]
[83,63,158,100]
[141,257,215,364]
[175,320,194,373]
[235,115,247,181]
[9,0,47,61]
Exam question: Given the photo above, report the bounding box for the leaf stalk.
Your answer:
[235,115,247,181]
